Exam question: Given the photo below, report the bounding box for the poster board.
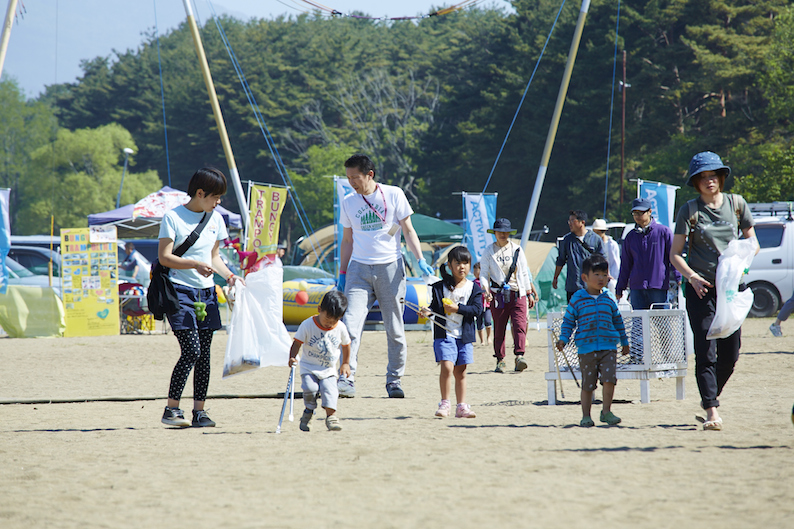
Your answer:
[61,226,120,337]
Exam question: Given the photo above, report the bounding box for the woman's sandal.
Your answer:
[702,417,723,431]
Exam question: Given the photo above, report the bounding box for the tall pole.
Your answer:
[181,0,248,229]
[0,0,19,78]
[116,148,134,209]
[620,50,626,204]
[521,1,591,248]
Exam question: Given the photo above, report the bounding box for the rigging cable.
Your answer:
[602,0,622,219]
[153,0,172,187]
[295,0,482,20]
[205,0,324,262]
[477,0,567,200]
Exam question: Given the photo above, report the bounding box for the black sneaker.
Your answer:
[386,381,405,398]
[192,409,216,428]
[162,406,191,427]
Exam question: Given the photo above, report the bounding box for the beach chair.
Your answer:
[119,283,153,334]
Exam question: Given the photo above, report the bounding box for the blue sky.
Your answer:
[2,0,513,98]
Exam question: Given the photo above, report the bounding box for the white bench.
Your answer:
[544,309,692,405]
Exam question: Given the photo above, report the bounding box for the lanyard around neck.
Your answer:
[361,184,387,224]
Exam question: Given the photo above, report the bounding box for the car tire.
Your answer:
[748,282,781,318]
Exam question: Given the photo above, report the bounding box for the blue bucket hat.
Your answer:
[686,151,731,187]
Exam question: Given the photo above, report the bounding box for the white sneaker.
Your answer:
[325,416,342,431]
[455,403,476,419]
[338,376,356,398]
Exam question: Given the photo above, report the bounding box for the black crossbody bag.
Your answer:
[147,212,210,320]
[490,247,522,305]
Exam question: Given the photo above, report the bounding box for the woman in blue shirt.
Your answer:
[158,167,244,428]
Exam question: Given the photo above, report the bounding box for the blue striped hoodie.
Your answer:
[559,289,629,355]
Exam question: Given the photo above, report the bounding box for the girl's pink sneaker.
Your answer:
[435,400,451,417]
[455,403,476,418]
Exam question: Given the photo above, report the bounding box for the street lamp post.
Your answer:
[116,148,134,209]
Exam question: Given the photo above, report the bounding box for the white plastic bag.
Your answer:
[706,237,758,340]
[223,266,292,378]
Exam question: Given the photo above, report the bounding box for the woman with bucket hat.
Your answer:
[478,218,537,373]
[670,152,757,431]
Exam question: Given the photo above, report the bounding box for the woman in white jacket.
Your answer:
[478,218,537,373]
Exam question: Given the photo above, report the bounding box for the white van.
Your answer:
[744,215,794,317]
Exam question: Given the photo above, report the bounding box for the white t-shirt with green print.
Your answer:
[341,184,414,265]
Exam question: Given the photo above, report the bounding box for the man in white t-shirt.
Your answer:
[337,154,434,398]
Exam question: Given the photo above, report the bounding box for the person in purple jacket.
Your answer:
[616,198,681,309]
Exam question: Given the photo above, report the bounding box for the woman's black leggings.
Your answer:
[168,328,214,402]
[685,283,741,409]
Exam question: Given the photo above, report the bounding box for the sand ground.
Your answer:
[1,317,792,528]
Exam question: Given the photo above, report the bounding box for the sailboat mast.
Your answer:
[0,0,19,78]
[181,0,248,229]
[520,0,591,248]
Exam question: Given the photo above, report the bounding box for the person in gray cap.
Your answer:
[616,197,680,309]
[670,151,757,431]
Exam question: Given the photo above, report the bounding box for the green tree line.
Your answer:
[3,0,794,239]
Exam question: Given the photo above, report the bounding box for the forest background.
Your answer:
[2,0,794,247]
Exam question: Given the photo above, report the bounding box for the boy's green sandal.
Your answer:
[600,411,622,425]
[580,416,595,427]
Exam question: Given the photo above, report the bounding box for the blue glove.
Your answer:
[337,273,346,292]
[418,258,434,277]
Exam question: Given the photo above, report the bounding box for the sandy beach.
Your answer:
[1,317,792,528]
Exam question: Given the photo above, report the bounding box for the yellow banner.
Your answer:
[61,227,120,337]
[246,185,288,264]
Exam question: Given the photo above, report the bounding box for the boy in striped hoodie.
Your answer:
[556,255,629,427]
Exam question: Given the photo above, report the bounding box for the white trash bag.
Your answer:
[223,266,291,378]
[706,237,758,340]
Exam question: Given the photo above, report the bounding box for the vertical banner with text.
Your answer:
[0,189,10,294]
[638,180,679,229]
[246,184,288,269]
[463,192,497,264]
[61,226,120,337]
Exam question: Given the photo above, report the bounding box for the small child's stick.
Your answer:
[401,298,455,334]
[549,330,565,399]
[288,364,295,422]
[276,365,295,434]
[550,329,580,388]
